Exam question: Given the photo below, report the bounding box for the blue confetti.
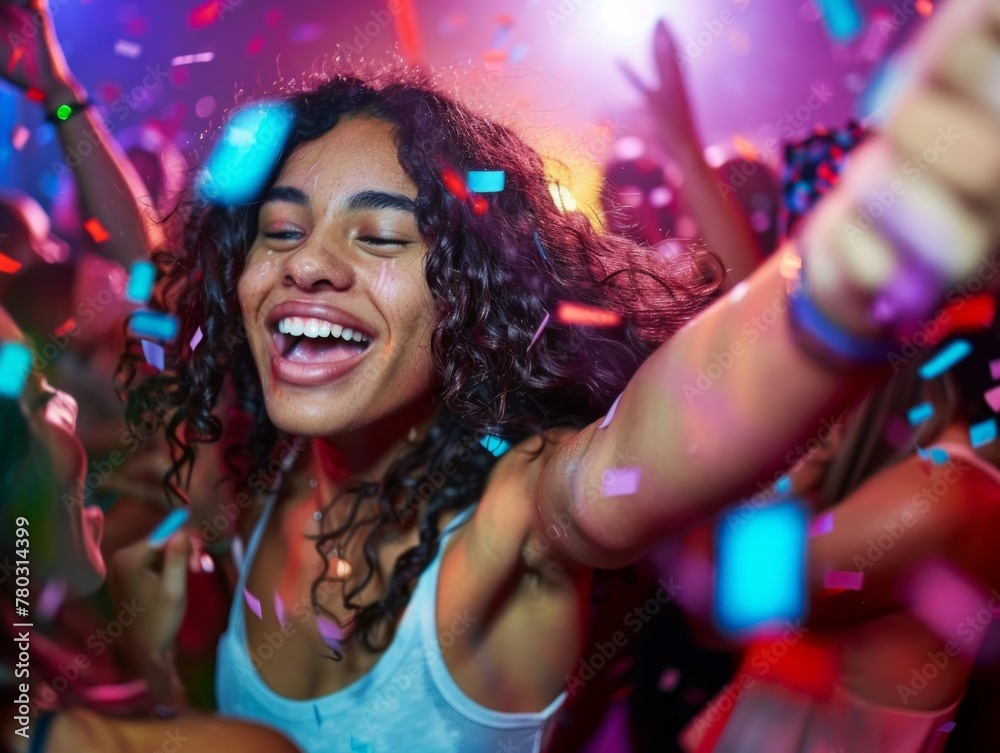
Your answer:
[533,230,549,261]
[198,101,295,206]
[126,261,156,304]
[0,342,32,399]
[970,419,998,449]
[716,499,807,634]
[141,340,165,371]
[467,170,505,193]
[130,311,179,343]
[147,507,191,548]
[480,434,511,457]
[919,340,972,380]
[917,446,950,465]
[814,0,863,41]
[907,402,934,426]
[774,474,792,496]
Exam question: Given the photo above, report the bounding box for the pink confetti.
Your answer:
[809,512,834,537]
[601,467,641,497]
[11,125,29,151]
[909,562,984,646]
[598,393,623,429]
[991,359,1000,381]
[79,680,148,705]
[274,592,288,628]
[556,301,621,328]
[38,579,68,620]
[114,39,142,58]
[938,721,956,733]
[985,385,1000,413]
[199,553,214,573]
[527,313,550,351]
[824,570,864,591]
[190,327,204,352]
[243,587,262,620]
[658,668,681,692]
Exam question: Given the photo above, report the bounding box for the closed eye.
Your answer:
[358,237,411,247]
[262,231,304,241]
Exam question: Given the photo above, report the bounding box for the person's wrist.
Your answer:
[42,78,88,119]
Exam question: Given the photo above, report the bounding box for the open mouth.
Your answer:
[273,316,373,363]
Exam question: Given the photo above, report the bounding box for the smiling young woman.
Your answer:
[103,3,1000,752]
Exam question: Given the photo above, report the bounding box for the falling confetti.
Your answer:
[814,0,863,41]
[824,570,864,590]
[969,418,997,448]
[113,39,142,58]
[37,579,68,621]
[171,52,215,66]
[809,511,834,537]
[598,393,623,429]
[190,327,204,352]
[938,721,956,733]
[275,592,288,628]
[0,342,32,399]
[11,125,29,151]
[916,446,949,465]
[84,218,110,243]
[441,168,469,201]
[907,402,933,426]
[147,507,191,548]
[918,340,972,380]
[126,261,156,303]
[0,253,22,274]
[467,171,506,193]
[556,302,622,328]
[141,340,165,371]
[533,230,548,262]
[130,311,180,343]
[231,535,245,571]
[527,313,550,352]
[601,467,641,497]
[243,588,263,620]
[991,359,1000,381]
[984,385,1000,414]
[316,616,345,652]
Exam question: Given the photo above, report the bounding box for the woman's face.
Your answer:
[238,116,439,438]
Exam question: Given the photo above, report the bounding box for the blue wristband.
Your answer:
[27,712,56,753]
[788,266,895,368]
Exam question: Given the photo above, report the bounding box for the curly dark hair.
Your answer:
[118,61,723,653]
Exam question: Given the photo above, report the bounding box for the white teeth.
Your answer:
[276,317,369,343]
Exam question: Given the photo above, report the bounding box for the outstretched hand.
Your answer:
[620,19,700,152]
[0,0,80,102]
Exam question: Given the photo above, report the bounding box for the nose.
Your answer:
[282,240,355,292]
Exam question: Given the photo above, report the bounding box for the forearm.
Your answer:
[539,247,879,567]
[44,79,162,266]
[672,142,763,285]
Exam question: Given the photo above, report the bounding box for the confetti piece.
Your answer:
[390,0,424,65]
[130,311,179,343]
[658,668,681,692]
[11,125,29,151]
[991,359,1000,381]
[79,680,147,705]
[126,261,156,303]
[7,46,24,74]
[598,393,623,429]
[0,252,22,274]
[0,342,32,399]
[809,511,834,537]
[114,39,142,58]
[141,340,165,371]
[731,134,759,161]
[908,562,983,644]
[916,446,949,465]
[527,313,550,352]
[441,168,468,200]
[985,386,1000,414]
[188,0,221,28]
[938,721,956,733]
[316,616,344,652]
[716,500,807,634]
[199,553,215,573]
[198,102,294,206]
[84,218,110,243]
[556,302,622,328]
[480,434,511,457]
[907,402,933,426]
[467,170,505,193]
[38,579,68,621]
[147,507,191,548]
[243,588,263,620]
[274,592,289,627]
[231,535,245,571]
[814,0,863,41]
[919,340,972,380]
[969,418,997,448]
[26,87,45,102]
[533,230,548,262]
[190,327,204,352]
[171,52,214,66]
[824,570,864,590]
[601,467,641,497]
[774,475,792,496]
[941,294,995,333]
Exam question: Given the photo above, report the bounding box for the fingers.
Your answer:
[160,533,190,604]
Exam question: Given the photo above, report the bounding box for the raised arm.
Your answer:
[622,21,763,285]
[538,0,1000,568]
[0,0,162,266]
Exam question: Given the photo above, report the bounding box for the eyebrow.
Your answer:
[261,186,416,214]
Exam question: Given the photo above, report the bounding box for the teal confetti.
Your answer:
[130,311,179,343]
[919,340,972,380]
[814,0,863,41]
[126,261,156,303]
[917,446,949,465]
[907,402,933,426]
[970,419,997,448]
[467,170,505,193]
[0,342,32,399]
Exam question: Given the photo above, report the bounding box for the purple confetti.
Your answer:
[243,587,262,620]
[316,616,344,651]
[809,512,835,537]
[658,668,681,692]
[38,579,68,621]
[598,393,623,429]
[991,359,1000,381]
[190,326,204,352]
[601,467,641,497]
[527,313,550,352]
[231,535,244,571]
[141,340,165,371]
[824,570,864,590]
[275,592,288,628]
[938,721,956,733]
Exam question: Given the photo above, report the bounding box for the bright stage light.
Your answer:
[596,0,659,39]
